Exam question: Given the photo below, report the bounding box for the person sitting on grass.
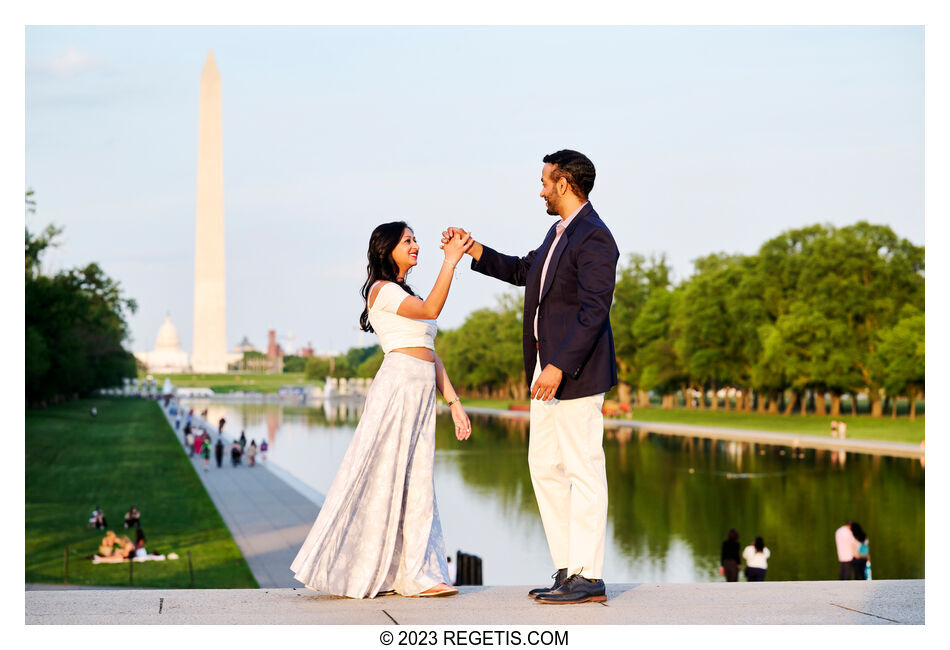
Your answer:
[93,531,134,562]
[87,506,107,529]
[124,506,140,529]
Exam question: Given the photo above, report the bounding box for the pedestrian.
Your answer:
[742,536,770,581]
[850,522,871,580]
[183,420,191,447]
[214,437,225,468]
[231,440,242,467]
[830,420,838,437]
[719,528,741,582]
[185,429,195,457]
[260,439,268,462]
[239,430,247,452]
[201,435,211,471]
[175,414,181,431]
[193,430,204,457]
[835,521,856,579]
[218,416,226,434]
[247,440,258,467]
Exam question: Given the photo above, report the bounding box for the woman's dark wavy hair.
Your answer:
[359,221,417,333]
[850,523,866,543]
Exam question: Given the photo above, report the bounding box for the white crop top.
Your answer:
[368,282,437,353]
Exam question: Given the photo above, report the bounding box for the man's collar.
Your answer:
[559,201,589,229]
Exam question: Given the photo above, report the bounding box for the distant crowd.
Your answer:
[171,404,268,472]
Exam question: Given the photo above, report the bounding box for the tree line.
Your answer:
[26,191,138,407]
[427,221,924,419]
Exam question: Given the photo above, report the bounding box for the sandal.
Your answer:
[411,583,458,597]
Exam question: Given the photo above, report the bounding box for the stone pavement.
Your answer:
[25,579,924,624]
[159,404,322,588]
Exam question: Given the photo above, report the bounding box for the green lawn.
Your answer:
[142,371,320,394]
[453,398,925,445]
[26,398,257,588]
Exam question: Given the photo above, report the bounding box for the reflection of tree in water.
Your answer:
[437,414,924,581]
[435,414,537,518]
[606,432,924,581]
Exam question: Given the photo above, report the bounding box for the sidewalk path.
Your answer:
[160,404,321,588]
[457,406,925,459]
[25,579,924,624]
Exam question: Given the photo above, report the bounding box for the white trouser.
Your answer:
[528,354,607,579]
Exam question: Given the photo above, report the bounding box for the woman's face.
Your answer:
[390,227,419,278]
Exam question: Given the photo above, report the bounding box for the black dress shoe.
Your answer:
[534,574,606,604]
[528,568,568,598]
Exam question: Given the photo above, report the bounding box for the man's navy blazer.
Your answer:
[471,203,619,400]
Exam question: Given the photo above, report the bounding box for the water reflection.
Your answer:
[182,399,924,585]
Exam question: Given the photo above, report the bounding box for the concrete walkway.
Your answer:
[160,405,322,588]
[460,406,925,459]
[25,579,924,624]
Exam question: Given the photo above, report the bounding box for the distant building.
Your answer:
[266,329,284,358]
[298,341,314,358]
[135,315,190,373]
[233,335,259,354]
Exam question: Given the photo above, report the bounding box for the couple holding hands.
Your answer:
[290,149,620,605]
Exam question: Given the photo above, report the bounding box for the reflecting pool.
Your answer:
[183,399,924,585]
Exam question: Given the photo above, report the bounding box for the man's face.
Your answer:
[539,163,561,216]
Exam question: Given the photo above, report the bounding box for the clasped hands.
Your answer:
[440,227,474,264]
[440,227,564,402]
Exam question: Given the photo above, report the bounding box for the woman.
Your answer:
[851,522,870,580]
[291,222,473,599]
[742,536,770,581]
[201,434,211,471]
[123,506,140,529]
[247,440,258,467]
[719,528,741,582]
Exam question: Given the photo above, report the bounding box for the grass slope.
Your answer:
[456,399,924,444]
[26,398,257,588]
[143,372,318,394]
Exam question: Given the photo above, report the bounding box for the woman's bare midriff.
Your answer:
[390,347,435,362]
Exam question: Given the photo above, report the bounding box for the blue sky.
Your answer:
[25,26,924,357]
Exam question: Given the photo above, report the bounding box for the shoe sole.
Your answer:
[410,588,459,598]
[535,594,607,604]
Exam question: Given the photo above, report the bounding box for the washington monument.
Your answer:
[192,50,228,373]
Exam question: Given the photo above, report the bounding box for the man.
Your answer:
[835,521,856,579]
[443,149,618,604]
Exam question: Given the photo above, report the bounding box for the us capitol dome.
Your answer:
[134,314,191,373]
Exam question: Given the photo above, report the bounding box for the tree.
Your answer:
[356,348,385,378]
[282,355,306,373]
[877,305,925,419]
[437,293,525,399]
[672,254,747,410]
[304,356,332,380]
[611,254,672,407]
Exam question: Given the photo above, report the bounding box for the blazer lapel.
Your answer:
[539,232,569,304]
[528,223,559,296]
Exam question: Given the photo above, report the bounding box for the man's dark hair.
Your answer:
[543,149,596,200]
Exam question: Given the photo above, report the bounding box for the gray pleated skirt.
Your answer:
[290,352,450,598]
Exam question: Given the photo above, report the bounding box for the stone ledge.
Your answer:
[26,579,924,625]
